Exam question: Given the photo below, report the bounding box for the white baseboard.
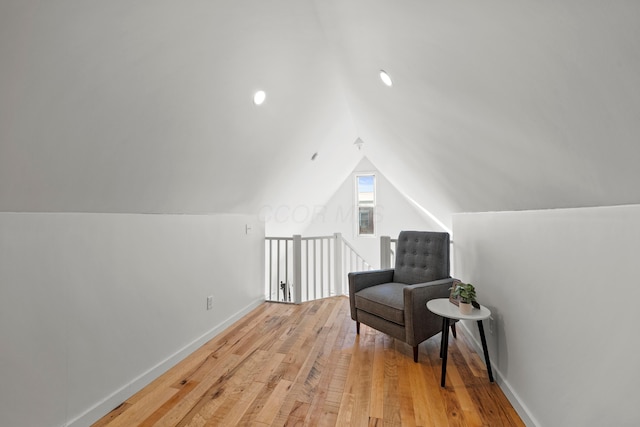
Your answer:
[457,321,540,427]
[67,297,265,427]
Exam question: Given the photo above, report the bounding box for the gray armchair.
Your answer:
[348,231,457,362]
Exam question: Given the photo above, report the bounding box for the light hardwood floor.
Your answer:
[93,296,524,426]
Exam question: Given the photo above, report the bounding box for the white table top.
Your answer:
[427,298,491,321]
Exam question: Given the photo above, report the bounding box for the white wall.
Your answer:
[0,212,265,427]
[298,157,445,268]
[453,205,640,427]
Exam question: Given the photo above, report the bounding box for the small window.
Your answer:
[356,174,376,236]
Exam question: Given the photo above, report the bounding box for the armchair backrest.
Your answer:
[393,231,450,284]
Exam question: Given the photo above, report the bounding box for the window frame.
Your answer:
[355,173,377,237]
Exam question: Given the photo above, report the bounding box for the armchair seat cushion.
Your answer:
[355,282,406,326]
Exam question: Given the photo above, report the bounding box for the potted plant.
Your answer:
[451,282,477,315]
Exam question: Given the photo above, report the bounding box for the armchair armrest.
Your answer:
[348,269,395,294]
[403,277,456,345]
[348,269,394,321]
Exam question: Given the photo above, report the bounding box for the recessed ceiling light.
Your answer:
[253,90,266,105]
[379,70,393,87]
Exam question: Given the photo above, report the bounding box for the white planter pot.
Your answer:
[459,302,473,315]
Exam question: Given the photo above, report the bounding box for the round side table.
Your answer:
[426,298,494,387]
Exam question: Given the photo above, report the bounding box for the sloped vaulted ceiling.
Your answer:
[318,0,640,226]
[0,0,361,214]
[1,1,640,229]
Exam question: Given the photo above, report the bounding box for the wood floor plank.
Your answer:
[106,387,180,427]
[369,333,385,419]
[382,336,402,427]
[91,402,132,427]
[138,381,200,427]
[306,350,349,426]
[349,328,375,427]
[203,350,270,425]
[165,353,244,427]
[334,392,355,427]
[446,360,484,427]
[93,296,525,427]
[422,340,451,427]
[396,357,419,427]
[254,379,293,425]
[406,360,431,426]
[272,298,343,426]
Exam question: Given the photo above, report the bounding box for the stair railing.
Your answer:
[265,233,375,303]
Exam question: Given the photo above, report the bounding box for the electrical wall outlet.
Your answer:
[206,295,213,310]
[489,316,495,335]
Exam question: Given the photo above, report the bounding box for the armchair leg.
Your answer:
[413,346,419,363]
[356,321,360,335]
[451,323,457,339]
